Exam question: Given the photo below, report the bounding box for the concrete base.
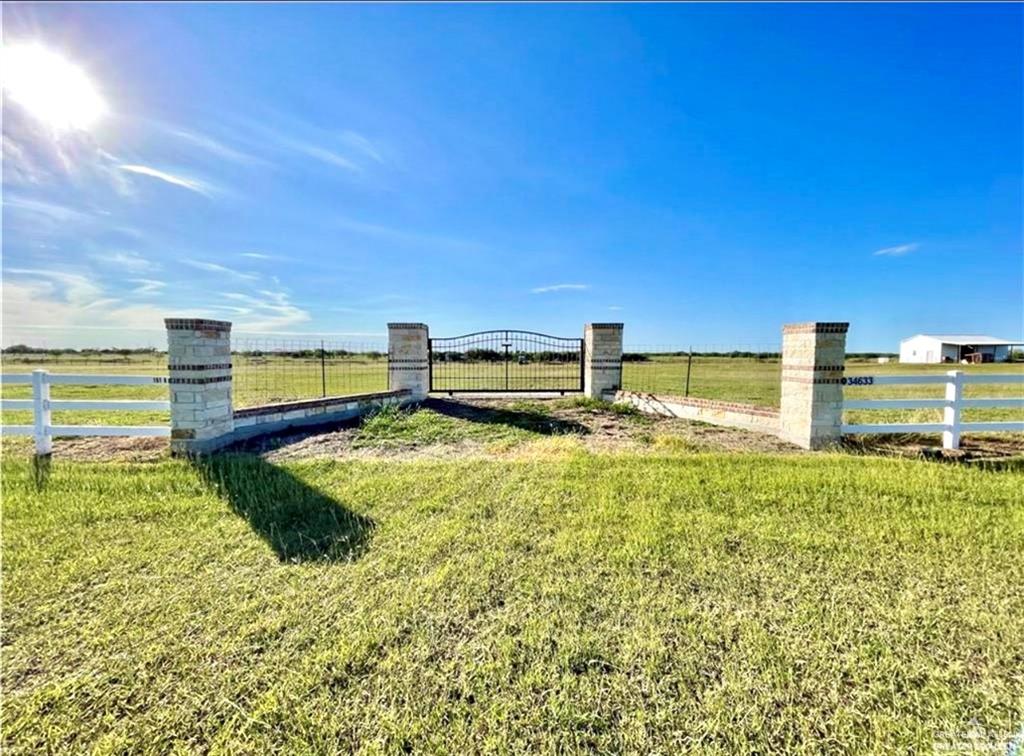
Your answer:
[170,390,413,454]
[614,391,780,435]
[233,390,413,443]
[170,431,236,457]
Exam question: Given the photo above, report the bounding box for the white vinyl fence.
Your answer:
[842,370,1024,449]
[1,370,170,454]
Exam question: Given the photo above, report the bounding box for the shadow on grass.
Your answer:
[842,436,1024,472]
[192,454,374,563]
[31,454,52,491]
[424,398,589,436]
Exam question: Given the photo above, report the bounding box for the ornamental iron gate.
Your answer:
[429,330,583,393]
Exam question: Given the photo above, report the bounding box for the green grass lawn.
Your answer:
[3,447,1022,753]
[623,355,783,406]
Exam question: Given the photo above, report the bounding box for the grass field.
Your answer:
[3,408,1023,752]
[623,355,783,405]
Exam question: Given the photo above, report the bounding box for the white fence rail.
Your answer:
[841,370,1024,449]
[1,370,170,454]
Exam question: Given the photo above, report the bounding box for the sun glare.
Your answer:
[1,42,107,132]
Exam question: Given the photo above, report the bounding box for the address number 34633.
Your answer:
[842,376,874,386]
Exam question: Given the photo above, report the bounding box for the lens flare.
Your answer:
[1,42,107,132]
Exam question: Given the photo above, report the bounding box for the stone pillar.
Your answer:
[583,323,624,400]
[780,322,849,449]
[388,323,429,400]
[165,318,234,455]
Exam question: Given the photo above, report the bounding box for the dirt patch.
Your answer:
[844,434,1024,464]
[253,396,802,461]
[10,436,172,463]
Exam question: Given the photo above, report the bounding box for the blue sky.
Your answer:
[2,3,1021,350]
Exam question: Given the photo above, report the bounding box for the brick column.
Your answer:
[780,322,849,449]
[584,323,624,400]
[388,323,429,400]
[165,318,234,455]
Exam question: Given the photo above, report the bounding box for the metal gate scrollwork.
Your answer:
[429,330,583,393]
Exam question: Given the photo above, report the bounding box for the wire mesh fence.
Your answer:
[231,336,389,408]
[1,349,168,374]
[621,344,783,407]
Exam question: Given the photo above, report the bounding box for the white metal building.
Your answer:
[898,334,1017,364]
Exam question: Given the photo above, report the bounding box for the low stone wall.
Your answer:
[231,389,413,443]
[613,391,780,435]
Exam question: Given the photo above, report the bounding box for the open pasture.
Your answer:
[3,399,1022,752]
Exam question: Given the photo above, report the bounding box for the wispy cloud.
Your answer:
[163,126,267,167]
[130,278,166,295]
[873,242,920,257]
[89,250,156,272]
[1,271,204,348]
[183,259,259,281]
[339,130,384,163]
[334,216,484,253]
[290,142,360,172]
[239,252,285,261]
[1,107,133,195]
[3,195,93,224]
[2,269,311,347]
[240,117,385,174]
[608,305,624,311]
[119,164,213,197]
[531,283,590,294]
[218,290,310,331]
[6,268,103,306]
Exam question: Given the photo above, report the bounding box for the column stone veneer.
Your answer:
[584,323,624,400]
[388,323,429,400]
[780,321,849,449]
[165,318,234,455]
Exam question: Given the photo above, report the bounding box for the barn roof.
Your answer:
[901,334,1019,346]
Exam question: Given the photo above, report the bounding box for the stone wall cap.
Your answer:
[586,323,624,329]
[233,389,411,418]
[165,318,233,331]
[782,322,849,334]
[617,390,779,417]
[387,322,428,329]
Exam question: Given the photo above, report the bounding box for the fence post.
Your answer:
[31,369,52,456]
[684,347,692,397]
[165,318,234,455]
[321,340,327,398]
[942,370,963,450]
[780,322,849,449]
[583,323,624,400]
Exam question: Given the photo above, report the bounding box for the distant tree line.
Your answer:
[238,349,385,360]
[623,351,783,361]
[2,345,161,356]
[433,349,578,363]
[1,345,388,360]
[624,351,901,361]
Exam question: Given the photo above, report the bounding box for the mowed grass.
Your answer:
[3,449,1023,753]
[623,356,783,406]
